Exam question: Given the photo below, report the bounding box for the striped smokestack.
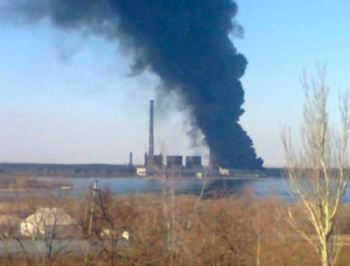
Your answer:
[147,100,154,169]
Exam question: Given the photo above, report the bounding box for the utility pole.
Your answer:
[88,180,98,236]
[84,180,98,266]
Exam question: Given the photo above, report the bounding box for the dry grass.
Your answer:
[0,191,349,265]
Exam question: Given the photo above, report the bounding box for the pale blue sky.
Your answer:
[0,0,349,167]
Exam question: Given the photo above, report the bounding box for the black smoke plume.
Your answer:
[1,0,263,169]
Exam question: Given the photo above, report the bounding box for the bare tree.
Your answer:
[281,65,350,266]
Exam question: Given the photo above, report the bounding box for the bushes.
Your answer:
[85,193,320,266]
[1,192,350,265]
[0,176,72,190]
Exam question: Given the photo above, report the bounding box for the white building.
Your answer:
[20,207,78,238]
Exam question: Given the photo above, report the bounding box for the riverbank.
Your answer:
[0,163,284,178]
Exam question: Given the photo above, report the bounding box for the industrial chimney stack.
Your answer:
[147,100,155,169]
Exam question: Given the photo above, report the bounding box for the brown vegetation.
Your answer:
[0,176,72,190]
[0,189,350,265]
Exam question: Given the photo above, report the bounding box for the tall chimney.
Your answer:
[147,100,155,169]
[129,151,133,166]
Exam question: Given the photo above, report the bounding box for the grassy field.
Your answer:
[0,183,349,265]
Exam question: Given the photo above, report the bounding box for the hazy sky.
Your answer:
[0,0,349,167]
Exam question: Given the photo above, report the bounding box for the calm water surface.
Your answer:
[51,177,293,201]
[5,177,350,202]
[65,177,350,202]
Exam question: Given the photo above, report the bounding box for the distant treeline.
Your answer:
[0,163,284,178]
[0,163,135,178]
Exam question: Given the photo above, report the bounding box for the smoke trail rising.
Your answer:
[1,0,263,169]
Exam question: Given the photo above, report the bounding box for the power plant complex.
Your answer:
[140,100,203,176]
[135,100,269,178]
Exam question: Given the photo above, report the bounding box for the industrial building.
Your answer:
[185,156,202,169]
[141,100,204,176]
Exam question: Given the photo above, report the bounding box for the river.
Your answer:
[2,177,350,202]
[38,176,297,202]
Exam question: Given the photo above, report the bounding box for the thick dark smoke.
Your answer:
[1,0,263,169]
